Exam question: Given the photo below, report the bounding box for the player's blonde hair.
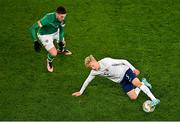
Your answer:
[84,55,96,68]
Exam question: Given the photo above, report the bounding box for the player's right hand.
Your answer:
[34,41,41,52]
[72,91,81,97]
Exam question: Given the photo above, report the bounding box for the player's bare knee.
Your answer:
[130,96,137,101]
[51,50,57,57]
[132,78,142,87]
[49,48,57,56]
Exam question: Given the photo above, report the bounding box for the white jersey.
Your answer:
[79,58,136,94]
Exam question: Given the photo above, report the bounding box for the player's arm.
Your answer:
[58,18,66,51]
[116,59,140,76]
[59,15,66,42]
[59,25,65,42]
[31,15,49,52]
[31,14,49,41]
[72,73,95,97]
[31,20,42,52]
[58,24,65,52]
[31,20,41,42]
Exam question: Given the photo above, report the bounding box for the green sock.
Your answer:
[47,53,55,62]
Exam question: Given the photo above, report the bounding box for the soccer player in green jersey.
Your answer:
[31,6,72,72]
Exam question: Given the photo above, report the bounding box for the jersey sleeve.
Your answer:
[79,71,95,94]
[59,15,67,41]
[31,22,39,42]
[30,14,51,42]
[59,26,64,41]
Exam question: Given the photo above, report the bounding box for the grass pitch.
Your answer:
[0,0,180,120]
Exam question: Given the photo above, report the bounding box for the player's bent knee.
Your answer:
[127,91,138,101]
[49,48,57,57]
[53,50,57,56]
[129,96,137,101]
[51,51,57,57]
[132,78,142,87]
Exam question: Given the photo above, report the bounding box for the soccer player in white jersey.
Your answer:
[72,55,160,107]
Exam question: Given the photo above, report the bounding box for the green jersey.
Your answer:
[31,12,67,42]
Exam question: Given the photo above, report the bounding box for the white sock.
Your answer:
[140,84,156,100]
[134,87,141,96]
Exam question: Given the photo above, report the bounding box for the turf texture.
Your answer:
[0,0,180,120]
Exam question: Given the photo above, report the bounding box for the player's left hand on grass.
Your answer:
[34,41,42,52]
[133,69,140,76]
[72,91,81,97]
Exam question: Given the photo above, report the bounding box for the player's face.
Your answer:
[89,61,100,71]
[56,13,66,22]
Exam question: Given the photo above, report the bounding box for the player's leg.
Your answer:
[121,69,141,100]
[129,78,152,99]
[120,80,140,100]
[54,30,72,55]
[127,89,138,100]
[132,78,160,106]
[122,83,141,100]
[47,47,57,72]
[38,34,57,72]
[58,39,72,55]
[142,78,152,89]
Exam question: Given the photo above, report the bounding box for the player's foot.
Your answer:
[47,59,53,72]
[58,49,72,56]
[151,98,160,107]
[142,78,152,89]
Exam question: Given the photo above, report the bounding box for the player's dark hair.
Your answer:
[56,6,66,14]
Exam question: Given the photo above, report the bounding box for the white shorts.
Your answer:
[38,30,64,51]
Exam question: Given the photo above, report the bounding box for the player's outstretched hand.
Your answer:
[133,69,140,76]
[34,41,41,52]
[72,91,81,97]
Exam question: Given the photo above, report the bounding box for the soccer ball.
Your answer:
[142,100,155,112]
